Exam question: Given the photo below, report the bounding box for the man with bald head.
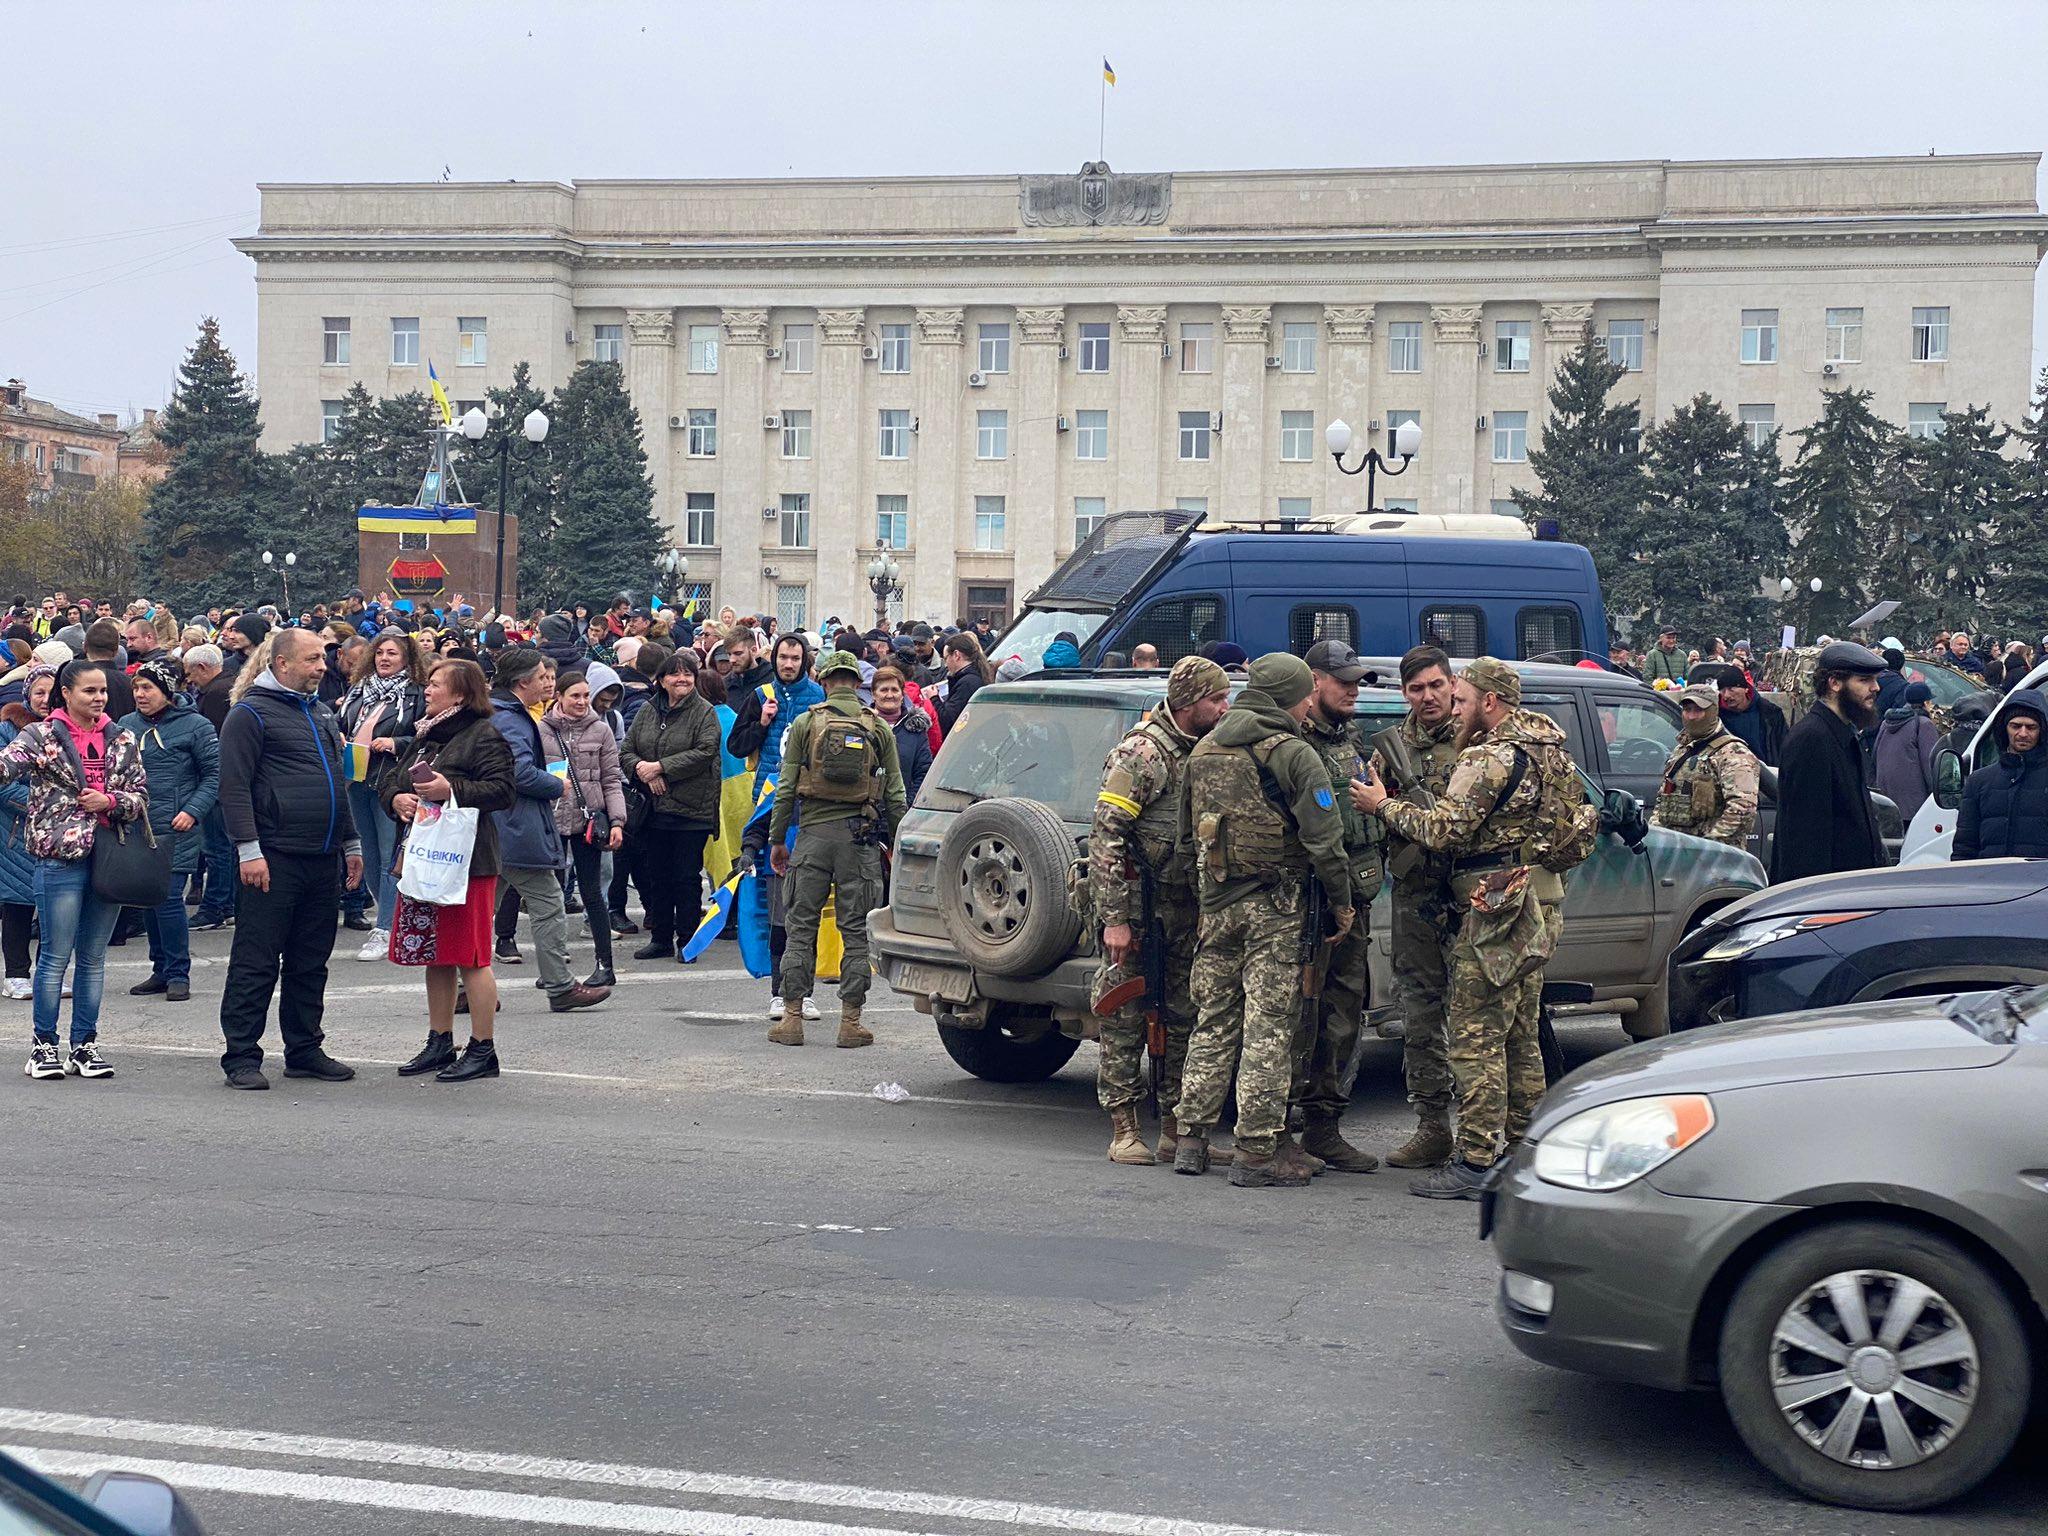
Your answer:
[216,626,364,1090]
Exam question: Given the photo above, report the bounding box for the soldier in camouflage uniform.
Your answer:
[1650,682,1760,849]
[1176,653,1354,1190]
[1369,645,1463,1169]
[1087,655,1232,1166]
[1290,640,1385,1173]
[1355,657,1574,1200]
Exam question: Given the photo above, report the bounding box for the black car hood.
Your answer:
[1703,857,2048,927]
[1530,997,2013,1133]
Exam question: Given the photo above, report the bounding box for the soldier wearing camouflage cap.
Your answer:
[767,650,906,1047]
[1086,654,1231,1165]
[1176,652,1354,1189]
[1650,682,1760,850]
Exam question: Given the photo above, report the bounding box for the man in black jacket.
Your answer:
[1953,689,2048,861]
[1709,665,1788,766]
[1769,642,1888,884]
[216,629,364,1090]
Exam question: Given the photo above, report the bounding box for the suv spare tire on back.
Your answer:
[936,797,1082,977]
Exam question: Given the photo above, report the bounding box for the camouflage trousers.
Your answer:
[1178,881,1306,1158]
[1092,904,1197,1116]
[1390,880,1455,1113]
[781,820,884,1010]
[1445,898,1562,1166]
[1290,909,1367,1121]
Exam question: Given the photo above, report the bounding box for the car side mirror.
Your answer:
[1601,788,1649,852]
[82,1471,209,1535]
[1933,748,1964,811]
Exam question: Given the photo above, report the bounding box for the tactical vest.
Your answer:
[1126,713,1196,887]
[1187,731,1305,887]
[1656,732,1737,832]
[1304,714,1381,895]
[793,703,885,805]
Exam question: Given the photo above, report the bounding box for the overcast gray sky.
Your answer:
[5,0,2044,423]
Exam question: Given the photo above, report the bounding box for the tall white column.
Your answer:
[816,306,867,624]
[625,309,676,535]
[1114,305,1166,513]
[1322,305,1374,513]
[718,307,769,616]
[1428,304,1483,516]
[1014,305,1064,592]
[912,308,964,624]
[1220,304,1271,519]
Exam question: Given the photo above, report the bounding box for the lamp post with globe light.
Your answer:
[657,548,689,608]
[1326,417,1421,513]
[866,550,903,630]
[261,549,297,614]
[459,404,549,618]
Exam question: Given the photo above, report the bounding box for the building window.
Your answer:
[1908,403,1947,440]
[455,399,484,420]
[776,584,808,631]
[684,492,716,547]
[1738,404,1776,450]
[1077,321,1110,373]
[1740,309,1777,364]
[1175,497,1207,513]
[1388,320,1422,373]
[1912,306,1950,362]
[878,409,910,460]
[1281,321,1317,373]
[875,494,909,549]
[680,580,713,614]
[780,493,811,547]
[1074,496,1106,545]
[1074,408,1108,460]
[1177,411,1212,461]
[1494,320,1531,373]
[1387,409,1421,459]
[973,495,1006,550]
[1382,498,1419,513]
[1492,410,1529,463]
[456,317,487,366]
[1604,319,1644,372]
[978,322,1010,374]
[592,323,623,364]
[688,324,719,374]
[879,323,911,373]
[1179,321,1214,373]
[321,400,343,443]
[686,408,718,458]
[1277,497,1312,523]
[1278,410,1315,462]
[390,317,419,367]
[781,409,812,459]
[781,323,814,374]
[1490,499,1521,519]
[1825,307,1863,364]
[976,409,1008,460]
[322,317,350,366]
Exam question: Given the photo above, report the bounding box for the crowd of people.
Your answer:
[0,584,1007,1085]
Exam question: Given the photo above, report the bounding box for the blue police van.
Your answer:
[994,509,1608,668]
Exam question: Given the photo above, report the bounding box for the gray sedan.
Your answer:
[1485,987,2047,1511]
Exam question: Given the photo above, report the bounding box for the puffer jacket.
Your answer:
[621,689,720,826]
[0,704,35,904]
[886,707,935,804]
[488,693,566,870]
[0,712,148,861]
[119,698,220,875]
[541,705,627,838]
[1954,691,2048,861]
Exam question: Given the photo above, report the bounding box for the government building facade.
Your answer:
[236,154,2046,627]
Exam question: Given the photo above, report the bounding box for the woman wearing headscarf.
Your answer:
[337,629,428,959]
[120,655,219,1002]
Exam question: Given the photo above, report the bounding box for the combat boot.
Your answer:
[1171,1128,1210,1176]
[1384,1106,1454,1169]
[1273,1133,1325,1179]
[768,1003,806,1046]
[1154,1115,1179,1165]
[1106,1105,1153,1166]
[836,1005,873,1049]
[1228,1145,1311,1189]
[1301,1113,1380,1173]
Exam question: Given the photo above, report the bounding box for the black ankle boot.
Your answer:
[436,1038,500,1082]
[632,938,673,960]
[398,1030,457,1076]
[585,963,616,988]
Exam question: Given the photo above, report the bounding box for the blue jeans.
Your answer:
[143,887,192,983]
[346,782,400,930]
[32,858,119,1044]
[197,805,236,920]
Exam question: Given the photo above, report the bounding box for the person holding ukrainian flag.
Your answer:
[725,632,823,1017]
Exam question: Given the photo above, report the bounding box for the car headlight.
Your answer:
[1533,1094,1715,1192]
[1699,910,1874,962]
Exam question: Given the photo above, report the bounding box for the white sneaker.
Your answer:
[60,980,71,1000]
[2,978,29,1001]
[801,997,820,1022]
[768,998,786,1022]
[356,929,389,962]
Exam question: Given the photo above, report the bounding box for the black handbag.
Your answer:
[91,815,173,908]
[548,723,615,845]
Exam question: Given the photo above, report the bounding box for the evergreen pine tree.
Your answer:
[1638,394,1779,642]
[277,386,441,606]
[1997,366,2048,637]
[546,361,662,612]
[140,317,279,613]
[1726,430,1792,648]
[457,362,556,613]
[1882,404,2008,632]
[1780,387,1894,637]
[1512,337,1645,633]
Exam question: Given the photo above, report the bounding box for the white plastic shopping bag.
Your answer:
[396,791,480,906]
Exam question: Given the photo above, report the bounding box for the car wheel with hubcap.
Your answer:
[1718,1220,2029,1511]
[934,798,1081,978]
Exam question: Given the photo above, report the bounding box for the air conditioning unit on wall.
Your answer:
[967,371,987,388]
[763,414,781,430]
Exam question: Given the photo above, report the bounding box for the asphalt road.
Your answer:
[2,918,2042,1536]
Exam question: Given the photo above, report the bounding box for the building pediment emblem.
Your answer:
[1021,162,1171,228]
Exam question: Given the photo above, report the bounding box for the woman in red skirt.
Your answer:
[381,658,517,1081]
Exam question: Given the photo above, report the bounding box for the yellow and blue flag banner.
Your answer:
[427,360,454,426]
[684,776,775,962]
[704,730,764,887]
[356,503,479,536]
[341,742,372,783]
[1103,57,1115,85]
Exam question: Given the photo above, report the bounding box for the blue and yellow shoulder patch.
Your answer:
[1313,786,1334,811]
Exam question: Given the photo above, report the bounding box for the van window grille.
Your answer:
[1517,606,1582,661]
[1290,606,1356,654]
[1123,596,1224,666]
[1420,606,1486,658]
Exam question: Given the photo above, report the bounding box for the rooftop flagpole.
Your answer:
[1099,58,1114,160]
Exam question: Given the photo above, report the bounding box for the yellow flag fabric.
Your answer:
[1103,58,1115,85]
[817,892,844,982]
[428,361,454,427]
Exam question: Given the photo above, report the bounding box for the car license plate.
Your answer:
[895,961,973,1004]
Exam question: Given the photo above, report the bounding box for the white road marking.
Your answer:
[1,1414,1340,1536]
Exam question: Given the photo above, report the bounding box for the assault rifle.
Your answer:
[1299,875,1338,1000]
[1368,725,1435,881]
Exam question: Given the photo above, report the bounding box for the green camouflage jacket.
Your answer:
[1652,727,1760,848]
[1087,703,1198,927]
[1301,708,1383,904]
